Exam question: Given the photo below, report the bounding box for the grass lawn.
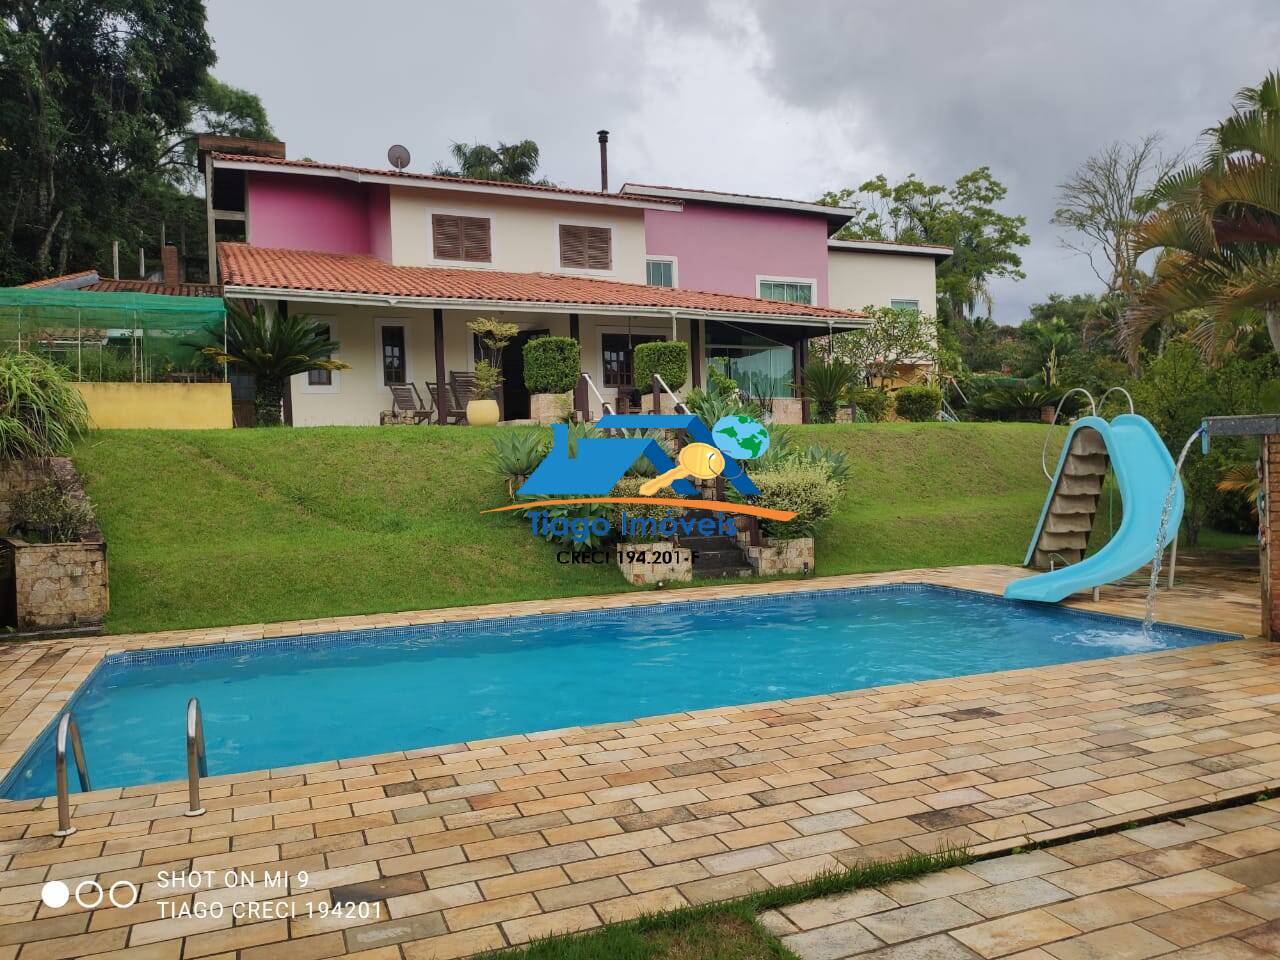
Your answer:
[71,420,1206,634]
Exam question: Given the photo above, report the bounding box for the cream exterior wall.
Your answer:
[387,187,648,284]
[284,303,693,427]
[826,250,939,314]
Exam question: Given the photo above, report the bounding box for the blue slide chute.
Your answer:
[1004,414,1182,603]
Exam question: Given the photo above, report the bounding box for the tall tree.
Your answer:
[0,1,272,284]
[1124,71,1280,362]
[1053,134,1177,301]
[819,168,1029,327]
[432,140,553,185]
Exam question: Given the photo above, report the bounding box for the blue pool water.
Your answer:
[1,585,1235,800]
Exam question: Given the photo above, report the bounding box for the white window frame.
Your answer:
[553,216,623,276]
[426,205,499,268]
[756,274,817,304]
[374,318,411,387]
[645,256,678,288]
[890,298,921,311]
[299,315,340,394]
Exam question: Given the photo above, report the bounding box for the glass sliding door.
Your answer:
[704,321,794,397]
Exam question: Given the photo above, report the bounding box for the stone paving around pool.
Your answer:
[0,562,1270,959]
[766,798,1280,959]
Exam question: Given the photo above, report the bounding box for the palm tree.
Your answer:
[205,303,348,426]
[432,140,553,185]
[1124,71,1280,362]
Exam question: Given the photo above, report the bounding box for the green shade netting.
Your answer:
[0,287,227,382]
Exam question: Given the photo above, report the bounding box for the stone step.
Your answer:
[1038,529,1088,551]
[1057,473,1105,496]
[1074,429,1108,455]
[1063,453,1109,477]
[693,565,754,580]
[1043,512,1095,534]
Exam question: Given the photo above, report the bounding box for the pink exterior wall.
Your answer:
[366,185,392,261]
[247,172,377,255]
[643,203,830,304]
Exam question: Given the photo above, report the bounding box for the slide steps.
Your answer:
[1028,427,1109,568]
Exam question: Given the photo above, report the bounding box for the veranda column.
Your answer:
[689,317,701,389]
[434,308,449,424]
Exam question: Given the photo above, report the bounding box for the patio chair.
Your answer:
[426,380,465,425]
[388,383,433,424]
[449,370,478,411]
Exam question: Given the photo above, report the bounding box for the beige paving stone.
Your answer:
[1137,899,1264,947]
[501,904,600,944]
[956,877,1073,918]
[1040,923,1176,960]
[844,933,981,959]
[963,851,1070,886]
[951,908,1080,958]
[781,888,898,930]
[1047,860,1156,896]
[1043,887,1164,932]
[399,925,505,960]
[860,898,985,944]
[1200,826,1280,859]
[782,918,885,960]
[1134,867,1249,908]
[881,867,989,906]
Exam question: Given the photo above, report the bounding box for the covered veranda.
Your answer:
[217,244,867,427]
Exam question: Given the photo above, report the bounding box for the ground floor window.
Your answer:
[890,298,920,312]
[308,322,333,385]
[381,324,405,384]
[601,332,663,388]
[705,320,794,397]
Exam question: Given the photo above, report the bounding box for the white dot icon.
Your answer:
[40,880,69,909]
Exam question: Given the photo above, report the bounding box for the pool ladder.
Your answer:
[53,697,208,837]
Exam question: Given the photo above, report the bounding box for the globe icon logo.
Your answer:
[711,415,770,460]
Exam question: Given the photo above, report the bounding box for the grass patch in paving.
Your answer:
[488,847,971,960]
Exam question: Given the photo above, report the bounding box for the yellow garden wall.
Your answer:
[73,382,233,429]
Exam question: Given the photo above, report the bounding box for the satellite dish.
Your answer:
[387,144,411,171]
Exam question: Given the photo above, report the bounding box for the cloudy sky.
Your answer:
[206,0,1279,323]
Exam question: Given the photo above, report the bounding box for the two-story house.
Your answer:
[204,146,875,427]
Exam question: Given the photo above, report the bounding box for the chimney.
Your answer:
[597,130,609,191]
[161,244,180,285]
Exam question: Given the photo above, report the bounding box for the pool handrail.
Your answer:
[54,713,90,837]
[1041,387,1098,481]
[186,698,208,817]
[1099,386,1136,416]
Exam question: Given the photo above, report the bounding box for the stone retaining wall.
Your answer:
[735,533,815,576]
[4,539,108,632]
[616,541,693,586]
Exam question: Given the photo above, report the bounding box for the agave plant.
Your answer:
[683,387,764,429]
[204,303,347,426]
[489,429,547,498]
[1124,71,1280,361]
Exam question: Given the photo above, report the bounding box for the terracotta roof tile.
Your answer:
[16,270,98,288]
[212,154,680,205]
[84,279,222,297]
[217,244,865,322]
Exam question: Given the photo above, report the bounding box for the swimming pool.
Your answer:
[0,584,1237,800]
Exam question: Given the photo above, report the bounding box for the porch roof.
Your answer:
[217,244,868,328]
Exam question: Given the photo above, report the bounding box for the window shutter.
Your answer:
[432,215,462,260]
[559,224,587,268]
[585,227,611,269]
[461,216,491,262]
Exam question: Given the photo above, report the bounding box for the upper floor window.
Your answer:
[646,258,675,287]
[891,299,920,312]
[559,224,611,270]
[759,279,813,304]
[432,214,491,263]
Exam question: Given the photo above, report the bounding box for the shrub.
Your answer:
[518,498,613,553]
[0,351,90,460]
[894,385,942,421]
[796,358,856,423]
[10,480,94,543]
[489,429,547,498]
[683,387,764,429]
[523,336,580,394]
[749,461,842,538]
[610,476,683,539]
[634,341,689,393]
[851,387,893,422]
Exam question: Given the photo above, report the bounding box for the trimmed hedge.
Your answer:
[851,387,894,422]
[894,385,942,422]
[634,340,689,393]
[522,336,580,394]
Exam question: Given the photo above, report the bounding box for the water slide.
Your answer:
[1004,414,1183,603]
